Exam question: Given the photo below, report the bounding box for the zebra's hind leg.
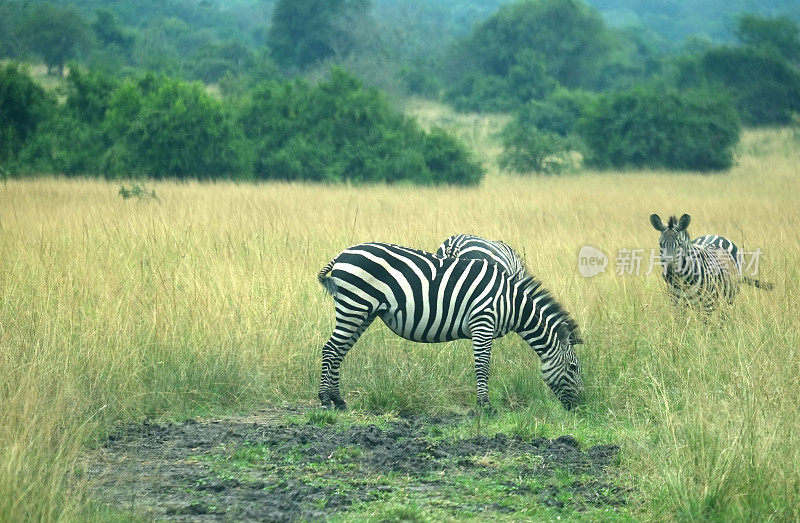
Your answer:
[319,308,375,411]
[470,314,496,411]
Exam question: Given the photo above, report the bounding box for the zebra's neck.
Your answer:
[512,280,572,356]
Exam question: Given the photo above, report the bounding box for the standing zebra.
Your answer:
[650,213,769,312]
[436,234,528,278]
[317,242,583,411]
[691,234,771,288]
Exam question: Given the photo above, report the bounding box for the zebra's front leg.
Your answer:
[319,313,375,411]
[470,315,496,410]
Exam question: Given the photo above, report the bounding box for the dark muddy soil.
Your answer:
[83,405,626,520]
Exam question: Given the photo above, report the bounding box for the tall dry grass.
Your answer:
[0,127,798,520]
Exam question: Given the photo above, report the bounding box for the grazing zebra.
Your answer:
[436,234,528,278]
[650,213,769,312]
[317,242,583,411]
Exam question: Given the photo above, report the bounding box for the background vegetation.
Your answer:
[2,0,800,177]
[1,126,798,520]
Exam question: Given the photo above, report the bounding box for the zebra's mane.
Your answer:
[515,274,583,343]
[668,215,678,228]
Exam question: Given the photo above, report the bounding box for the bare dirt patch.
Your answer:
[83,405,627,520]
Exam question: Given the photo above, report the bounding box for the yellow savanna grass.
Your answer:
[0,127,798,520]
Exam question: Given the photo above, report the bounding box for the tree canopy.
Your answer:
[21,3,92,75]
[267,0,372,70]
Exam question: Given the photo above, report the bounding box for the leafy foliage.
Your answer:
[578,86,741,171]
[736,14,800,64]
[21,68,252,178]
[514,89,596,137]
[20,3,92,75]
[499,125,578,175]
[18,67,118,175]
[118,182,158,201]
[0,63,55,167]
[679,46,800,126]
[239,68,483,184]
[498,89,594,174]
[443,0,660,111]
[101,74,251,179]
[8,65,480,184]
[268,0,371,70]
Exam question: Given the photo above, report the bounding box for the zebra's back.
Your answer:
[692,235,741,272]
[323,242,509,343]
[436,234,527,278]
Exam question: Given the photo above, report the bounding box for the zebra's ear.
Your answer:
[556,323,571,344]
[677,214,691,231]
[650,214,666,232]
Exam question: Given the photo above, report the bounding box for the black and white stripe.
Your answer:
[317,242,583,411]
[436,234,528,278]
[691,234,772,288]
[651,214,745,312]
[692,234,741,271]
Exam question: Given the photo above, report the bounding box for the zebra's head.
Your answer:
[515,277,584,409]
[541,320,584,410]
[651,213,691,274]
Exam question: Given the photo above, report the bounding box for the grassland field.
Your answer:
[1,104,799,520]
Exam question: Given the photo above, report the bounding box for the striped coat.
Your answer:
[651,214,742,312]
[436,234,528,278]
[317,242,582,411]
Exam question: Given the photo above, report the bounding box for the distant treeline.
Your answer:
[0,65,483,183]
[2,0,800,178]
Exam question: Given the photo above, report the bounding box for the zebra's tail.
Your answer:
[742,276,774,290]
[317,258,338,296]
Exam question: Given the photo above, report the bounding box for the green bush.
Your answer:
[499,123,579,175]
[101,74,252,179]
[679,46,800,126]
[0,63,55,168]
[19,67,118,175]
[735,14,800,64]
[578,86,741,171]
[8,63,480,185]
[239,68,483,185]
[515,88,596,137]
[497,89,594,175]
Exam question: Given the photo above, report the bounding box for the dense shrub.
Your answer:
[19,68,118,175]
[446,58,556,113]
[679,46,800,126]
[498,124,579,174]
[239,68,483,185]
[514,88,596,137]
[735,14,800,64]
[101,74,252,179]
[578,86,741,171]
[497,89,594,174]
[0,63,55,168]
